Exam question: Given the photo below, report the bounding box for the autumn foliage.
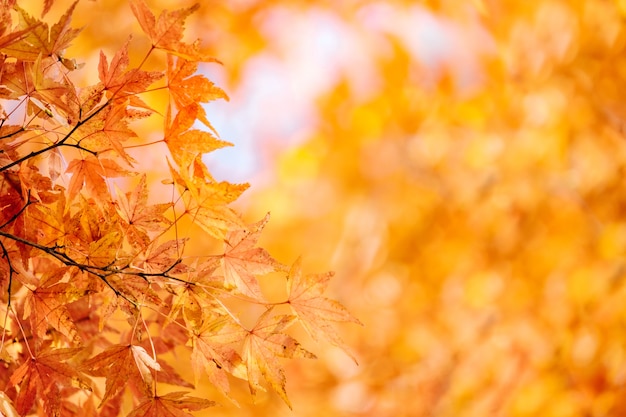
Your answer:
[0,1,360,415]
[234,2,626,417]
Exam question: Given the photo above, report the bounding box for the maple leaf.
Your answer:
[97,38,163,107]
[4,1,81,60]
[167,55,227,130]
[65,229,125,270]
[18,203,63,247]
[75,103,140,165]
[133,238,188,274]
[64,196,120,249]
[165,104,232,172]
[169,159,247,238]
[8,345,91,416]
[127,391,216,417]
[66,155,134,201]
[286,258,362,363]
[184,182,248,239]
[167,56,228,107]
[0,5,39,52]
[0,60,35,100]
[17,264,84,344]
[220,214,281,300]
[168,259,222,329]
[190,316,247,402]
[242,309,316,408]
[129,0,215,61]
[31,54,78,121]
[104,273,163,309]
[114,174,172,247]
[81,344,158,405]
[15,162,59,203]
[0,56,76,120]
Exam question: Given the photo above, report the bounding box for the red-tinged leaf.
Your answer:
[127,391,216,417]
[221,214,280,300]
[105,273,163,308]
[286,258,362,363]
[0,24,39,51]
[42,0,54,17]
[115,174,171,247]
[32,52,76,113]
[81,344,153,405]
[242,309,316,408]
[17,264,84,344]
[0,60,35,99]
[134,238,188,274]
[0,171,24,216]
[98,39,163,102]
[4,1,81,60]
[129,0,215,61]
[66,155,133,201]
[76,103,139,165]
[9,345,91,416]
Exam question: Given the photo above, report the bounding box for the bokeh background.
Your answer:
[31,0,626,415]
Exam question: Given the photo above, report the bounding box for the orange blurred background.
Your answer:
[31,0,626,415]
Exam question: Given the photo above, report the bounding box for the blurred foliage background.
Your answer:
[23,0,626,415]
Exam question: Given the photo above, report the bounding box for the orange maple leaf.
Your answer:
[242,309,316,408]
[221,213,281,300]
[31,54,78,120]
[115,174,171,247]
[167,55,227,130]
[168,259,222,330]
[9,345,91,416]
[286,258,362,363]
[0,4,40,51]
[164,104,232,171]
[168,159,247,238]
[66,155,133,201]
[4,1,81,60]
[129,0,214,61]
[81,344,158,405]
[97,38,163,107]
[17,264,84,344]
[134,238,188,274]
[190,316,246,403]
[76,103,140,164]
[127,391,216,417]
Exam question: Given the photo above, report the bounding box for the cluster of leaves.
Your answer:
[0,0,360,415]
